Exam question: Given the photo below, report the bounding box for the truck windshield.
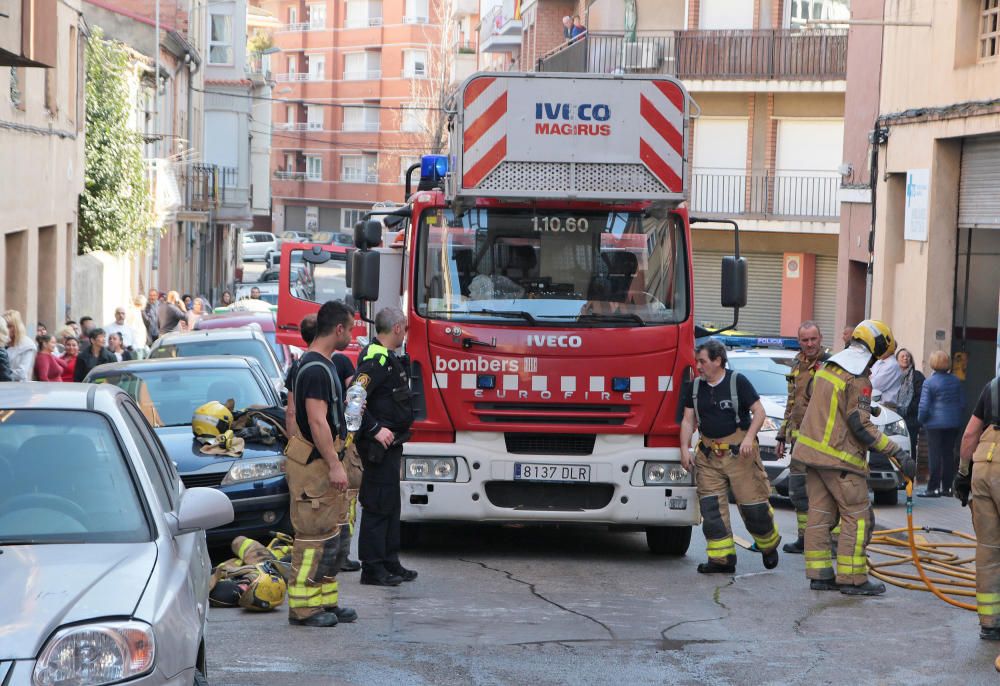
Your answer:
[415,208,688,326]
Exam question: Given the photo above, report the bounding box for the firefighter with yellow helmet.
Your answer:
[792,320,916,595]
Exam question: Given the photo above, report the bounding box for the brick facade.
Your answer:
[687,0,699,30]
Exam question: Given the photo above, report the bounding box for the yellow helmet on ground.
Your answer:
[238,563,287,611]
[852,320,896,359]
[192,401,233,439]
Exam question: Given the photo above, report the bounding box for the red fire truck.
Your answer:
[278,73,746,554]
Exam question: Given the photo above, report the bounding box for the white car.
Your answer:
[241,231,277,262]
[727,348,910,506]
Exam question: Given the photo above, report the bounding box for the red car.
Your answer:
[195,311,297,371]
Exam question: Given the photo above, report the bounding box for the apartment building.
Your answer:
[840,0,1000,405]
[0,0,85,331]
[482,0,849,338]
[264,0,454,234]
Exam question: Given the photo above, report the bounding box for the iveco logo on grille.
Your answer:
[527,335,582,348]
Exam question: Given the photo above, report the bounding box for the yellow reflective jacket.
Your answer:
[777,351,828,443]
[791,362,901,476]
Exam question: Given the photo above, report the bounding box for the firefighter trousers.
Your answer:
[285,457,351,620]
[972,461,1000,628]
[695,435,780,566]
[803,467,872,586]
[788,458,809,538]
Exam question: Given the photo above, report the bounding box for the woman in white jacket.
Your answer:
[4,309,36,381]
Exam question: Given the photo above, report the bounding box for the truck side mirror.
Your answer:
[720,256,747,309]
[301,246,331,265]
[345,248,354,284]
[351,250,380,301]
[354,220,382,250]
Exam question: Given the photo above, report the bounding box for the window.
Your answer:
[401,104,425,133]
[308,3,326,29]
[786,0,848,28]
[343,104,380,132]
[287,55,297,73]
[341,154,378,183]
[209,13,234,64]
[346,0,382,27]
[306,104,323,130]
[289,7,297,24]
[400,155,421,183]
[286,103,296,127]
[402,49,428,77]
[344,51,381,79]
[982,0,1000,60]
[307,55,325,80]
[120,402,176,510]
[405,0,428,23]
[343,208,367,230]
[305,155,322,180]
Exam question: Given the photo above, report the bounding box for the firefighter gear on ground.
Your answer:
[695,429,781,570]
[239,563,287,611]
[354,339,415,584]
[967,378,1000,635]
[777,350,829,552]
[192,400,233,438]
[793,344,904,593]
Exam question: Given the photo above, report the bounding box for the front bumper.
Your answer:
[208,490,291,545]
[5,662,196,685]
[399,433,700,527]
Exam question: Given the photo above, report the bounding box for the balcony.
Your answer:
[180,164,225,211]
[342,171,379,184]
[344,69,382,80]
[452,0,478,18]
[275,72,323,82]
[274,122,323,131]
[537,29,847,81]
[275,170,308,180]
[689,169,840,220]
[345,16,383,28]
[278,22,310,32]
[479,1,522,53]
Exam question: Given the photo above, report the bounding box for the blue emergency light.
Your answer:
[711,335,801,350]
[421,155,449,183]
[476,374,496,390]
[611,377,630,392]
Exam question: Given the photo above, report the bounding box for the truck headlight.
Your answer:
[405,457,458,481]
[643,462,692,485]
[762,417,781,432]
[221,456,286,485]
[33,620,155,686]
[883,419,909,437]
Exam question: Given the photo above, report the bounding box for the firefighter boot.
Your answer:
[840,580,886,596]
[697,560,736,574]
[981,627,1000,641]
[809,579,840,591]
[289,611,339,627]
[386,561,418,582]
[332,606,358,623]
[783,535,805,554]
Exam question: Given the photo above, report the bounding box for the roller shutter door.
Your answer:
[692,251,783,335]
[812,256,837,342]
[284,206,306,231]
[959,135,1000,229]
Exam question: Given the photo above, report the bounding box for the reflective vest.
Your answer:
[791,363,895,475]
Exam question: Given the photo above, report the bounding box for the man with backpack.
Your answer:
[680,338,781,574]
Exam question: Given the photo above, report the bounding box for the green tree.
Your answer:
[78,28,154,254]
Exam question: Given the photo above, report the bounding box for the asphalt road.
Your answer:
[205,495,998,685]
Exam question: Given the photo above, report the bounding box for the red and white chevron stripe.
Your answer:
[638,80,684,193]
[462,76,509,188]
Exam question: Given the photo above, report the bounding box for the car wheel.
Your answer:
[873,488,899,506]
[194,668,209,686]
[646,525,692,556]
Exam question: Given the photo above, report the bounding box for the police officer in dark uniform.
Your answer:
[353,307,416,586]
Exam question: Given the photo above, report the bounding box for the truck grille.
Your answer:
[473,402,630,426]
[485,482,615,511]
[504,433,596,456]
[182,472,226,489]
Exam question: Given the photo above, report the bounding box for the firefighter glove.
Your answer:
[897,452,917,481]
[953,471,972,508]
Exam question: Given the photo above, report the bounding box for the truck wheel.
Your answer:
[873,488,899,506]
[646,525,692,556]
[400,522,422,549]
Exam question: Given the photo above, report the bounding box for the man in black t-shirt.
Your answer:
[954,376,1000,641]
[680,338,781,574]
[285,301,356,628]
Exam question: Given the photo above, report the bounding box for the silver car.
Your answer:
[0,384,233,685]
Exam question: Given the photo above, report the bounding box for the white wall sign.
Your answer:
[904,168,930,241]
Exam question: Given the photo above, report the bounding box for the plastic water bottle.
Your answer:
[345,382,367,432]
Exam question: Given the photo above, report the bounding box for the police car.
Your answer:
[718,336,910,506]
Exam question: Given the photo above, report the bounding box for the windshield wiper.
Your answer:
[577,312,647,326]
[425,309,538,325]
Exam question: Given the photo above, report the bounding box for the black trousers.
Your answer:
[926,427,960,492]
[358,443,403,568]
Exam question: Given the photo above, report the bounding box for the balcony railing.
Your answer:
[537,29,847,80]
[274,122,323,131]
[278,22,309,32]
[342,171,378,183]
[345,15,383,28]
[344,69,382,80]
[184,164,220,211]
[479,1,523,48]
[275,170,308,180]
[689,170,840,219]
[275,72,323,82]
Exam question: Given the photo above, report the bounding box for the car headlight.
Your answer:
[33,620,155,686]
[404,457,458,481]
[221,456,286,485]
[761,416,781,432]
[643,462,692,486]
[883,419,909,437]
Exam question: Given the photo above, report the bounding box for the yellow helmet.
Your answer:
[851,320,896,359]
[238,563,286,611]
[192,401,233,438]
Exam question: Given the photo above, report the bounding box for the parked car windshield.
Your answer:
[150,338,280,378]
[727,356,795,396]
[0,410,151,544]
[415,208,689,326]
[88,367,271,427]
